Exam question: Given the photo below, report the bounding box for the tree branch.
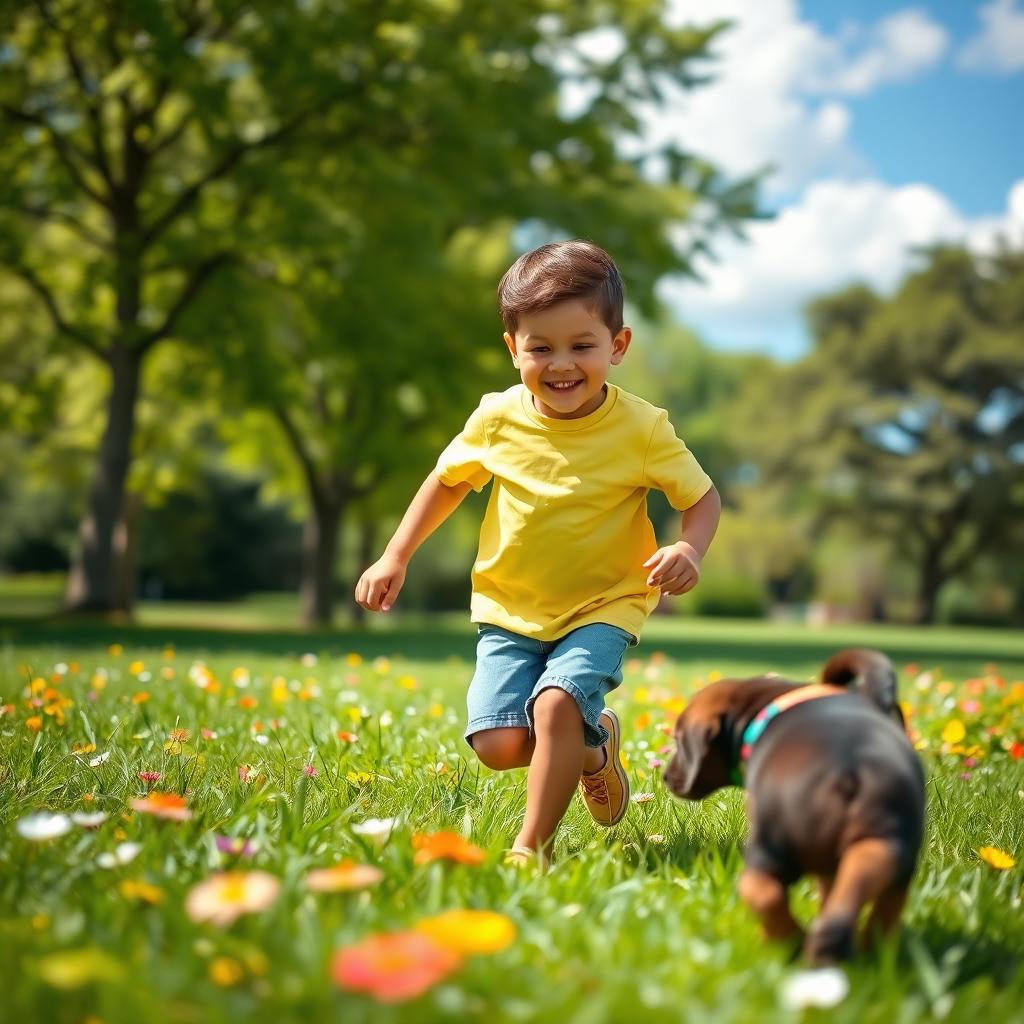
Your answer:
[273,405,324,507]
[7,200,112,251]
[1,261,106,359]
[138,251,233,351]
[1,103,111,208]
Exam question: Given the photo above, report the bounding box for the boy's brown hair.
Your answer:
[497,240,624,336]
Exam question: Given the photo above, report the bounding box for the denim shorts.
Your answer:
[465,622,634,749]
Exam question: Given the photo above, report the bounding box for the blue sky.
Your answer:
[651,0,1024,359]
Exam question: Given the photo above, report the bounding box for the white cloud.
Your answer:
[958,0,1024,74]
[639,1,949,193]
[661,177,1024,358]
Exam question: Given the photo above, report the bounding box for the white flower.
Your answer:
[780,968,850,1010]
[96,842,142,869]
[72,811,108,828]
[253,734,269,746]
[351,816,399,847]
[300,653,318,667]
[88,752,111,767]
[632,793,655,803]
[646,834,666,845]
[378,711,394,727]
[17,812,73,841]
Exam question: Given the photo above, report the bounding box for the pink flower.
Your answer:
[331,931,461,1002]
[138,771,161,784]
[185,871,280,927]
[303,764,317,778]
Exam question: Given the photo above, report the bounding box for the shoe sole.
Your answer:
[599,708,629,827]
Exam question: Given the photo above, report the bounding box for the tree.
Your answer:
[734,246,1024,623]
[1,0,756,619]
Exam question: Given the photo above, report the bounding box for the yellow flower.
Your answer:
[118,879,165,905]
[209,957,245,986]
[708,670,723,682]
[398,675,419,690]
[346,770,373,785]
[978,846,1016,870]
[942,720,966,744]
[428,703,444,718]
[128,661,145,675]
[415,910,516,954]
[271,678,290,704]
[108,644,123,657]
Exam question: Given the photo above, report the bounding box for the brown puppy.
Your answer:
[663,649,924,964]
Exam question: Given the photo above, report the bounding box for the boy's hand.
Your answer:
[643,541,701,595]
[354,554,408,612]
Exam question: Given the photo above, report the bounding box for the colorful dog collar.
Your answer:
[731,684,846,785]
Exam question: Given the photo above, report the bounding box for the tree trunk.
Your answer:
[300,498,343,628]
[913,545,944,625]
[111,490,143,614]
[65,345,142,612]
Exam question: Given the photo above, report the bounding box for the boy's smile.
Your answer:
[504,299,632,419]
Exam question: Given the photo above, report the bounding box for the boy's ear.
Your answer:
[503,332,519,367]
[610,326,632,365]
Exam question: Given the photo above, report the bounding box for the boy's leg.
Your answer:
[513,687,589,855]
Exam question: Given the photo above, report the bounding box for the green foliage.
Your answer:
[687,573,768,618]
[731,246,1024,624]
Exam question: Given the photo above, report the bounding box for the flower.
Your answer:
[942,720,966,744]
[331,931,461,1002]
[17,812,72,841]
[351,817,399,847]
[132,692,150,704]
[185,871,281,927]
[215,835,257,858]
[26,716,43,733]
[978,846,1016,870]
[138,771,161,784]
[1009,741,1024,760]
[306,861,384,893]
[72,811,108,829]
[88,752,110,768]
[414,910,516,954]
[209,956,245,986]
[238,696,258,710]
[780,967,850,1010]
[96,842,142,869]
[130,792,192,822]
[336,730,358,743]
[631,793,654,804]
[118,879,165,904]
[412,831,486,866]
[303,764,318,778]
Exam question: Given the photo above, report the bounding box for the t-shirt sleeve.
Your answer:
[434,401,493,492]
[642,411,713,510]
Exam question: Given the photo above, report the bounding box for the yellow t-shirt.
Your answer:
[434,383,713,643]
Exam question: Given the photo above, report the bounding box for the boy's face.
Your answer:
[503,299,632,419]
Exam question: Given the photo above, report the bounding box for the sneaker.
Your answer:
[579,708,629,827]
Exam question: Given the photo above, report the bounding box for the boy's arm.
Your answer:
[643,484,721,596]
[355,472,473,612]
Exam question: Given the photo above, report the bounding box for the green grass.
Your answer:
[2,618,1023,1023]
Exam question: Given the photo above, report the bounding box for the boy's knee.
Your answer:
[471,728,530,770]
[531,687,583,734]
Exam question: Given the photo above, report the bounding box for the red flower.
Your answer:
[331,931,461,1002]
[1009,741,1024,760]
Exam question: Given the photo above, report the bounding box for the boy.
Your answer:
[355,240,721,864]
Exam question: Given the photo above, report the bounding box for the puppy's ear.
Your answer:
[666,712,723,799]
[822,648,904,727]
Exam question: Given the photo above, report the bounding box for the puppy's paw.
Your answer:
[804,914,855,965]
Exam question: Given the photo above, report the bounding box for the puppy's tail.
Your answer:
[821,648,905,728]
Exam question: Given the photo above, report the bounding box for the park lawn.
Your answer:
[1,620,1023,1024]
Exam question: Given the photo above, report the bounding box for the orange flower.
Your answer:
[1009,741,1024,760]
[305,860,384,893]
[185,871,280,926]
[978,846,1016,870]
[130,792,193,822]
[238,696,257,710]
[414,910,516,954]
[26,716,43,733]
[331,931,461,1002]
[168,728,189,743]
[132,692,150,704]
[411,831,486,866]
[336,730,358,743]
